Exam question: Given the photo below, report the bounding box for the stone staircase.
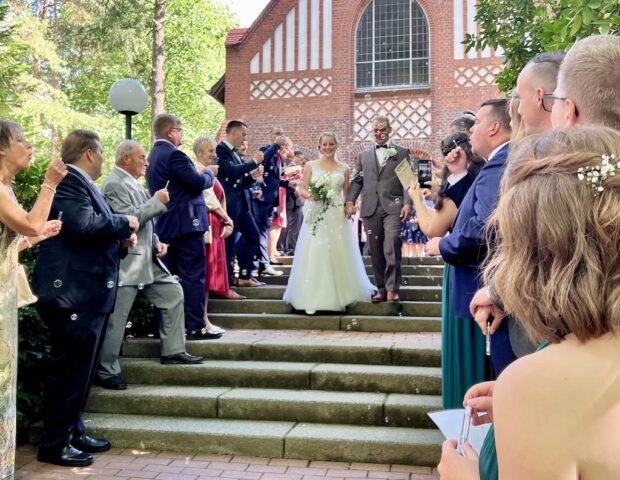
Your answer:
[83,256,445,466]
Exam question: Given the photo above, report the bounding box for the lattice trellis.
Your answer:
[454,65,503,87]
[250,77,332,100]
[354,98,432,141]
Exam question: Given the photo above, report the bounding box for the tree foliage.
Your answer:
[0,0,238,433]
[465,0,620,92]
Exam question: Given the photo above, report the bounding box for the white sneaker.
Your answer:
[207,326,226,334]
[261,267,283,276]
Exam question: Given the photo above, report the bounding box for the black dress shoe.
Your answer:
[186,328,223,341]
[161,352,205,364]
[94,375,127,390]
[72,434,111,453]
[38,444,94,467]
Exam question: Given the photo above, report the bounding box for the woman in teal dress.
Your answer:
[409,132,485,408]
[437,127,620,479]
[0,119,66,478]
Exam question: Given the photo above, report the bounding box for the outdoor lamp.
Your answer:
[108,78,148,139]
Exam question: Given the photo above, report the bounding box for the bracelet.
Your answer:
[41,183,57,194]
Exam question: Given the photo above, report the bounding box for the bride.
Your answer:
[283,132,375,314]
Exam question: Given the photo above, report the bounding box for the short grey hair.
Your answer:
[193,134,216,157]
[372,115,392,127]
[115,139,141,165]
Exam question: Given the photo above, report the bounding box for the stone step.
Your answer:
[82,413,443,465]
[274,256,444,266]
[207,313,442,332]
[268,264,444,277]
[260,274,443,286]
[122,337,441,367]
[208,299,442,317]
[86,385,441,429]
[119,358,442,395]
[235,285,442,301]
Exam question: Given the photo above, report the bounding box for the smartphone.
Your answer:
[417,159,432,189]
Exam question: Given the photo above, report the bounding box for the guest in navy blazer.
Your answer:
[426,98,512,376]
[32,130,138,467]
[145,114,217,340]
[254,127,288,276]
[216,120,265,287]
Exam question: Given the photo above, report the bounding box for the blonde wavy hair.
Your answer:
[485,126,620,344]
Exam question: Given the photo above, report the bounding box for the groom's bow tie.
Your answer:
[376,144,387,149]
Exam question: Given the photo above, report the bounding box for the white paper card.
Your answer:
[428,409,492,455]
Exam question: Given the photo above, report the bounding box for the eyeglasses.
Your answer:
[540,94,568,113]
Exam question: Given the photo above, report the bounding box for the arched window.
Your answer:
[356,0,429,91]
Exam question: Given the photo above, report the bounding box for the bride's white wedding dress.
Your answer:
[283,160,374,314]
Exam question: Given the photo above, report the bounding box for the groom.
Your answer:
[346,115,412,302]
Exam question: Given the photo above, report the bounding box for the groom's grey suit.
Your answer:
[347,145,412,293]
[97,166,186,381]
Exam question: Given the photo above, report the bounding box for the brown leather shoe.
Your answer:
[372,291,387,303]
[222,290,246,299]
[387,291,400,303]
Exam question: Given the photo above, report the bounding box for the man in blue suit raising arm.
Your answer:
[145,114,218,340]
[426,98,511,377]
[216,120,265,287]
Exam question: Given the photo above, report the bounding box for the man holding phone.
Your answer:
[346,115,412,303]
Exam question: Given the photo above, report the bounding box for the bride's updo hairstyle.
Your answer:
[318,131,338,150]
[484,126,620,344]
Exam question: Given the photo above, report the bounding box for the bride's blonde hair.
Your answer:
[318,131,338,149]
[485,126,620,344]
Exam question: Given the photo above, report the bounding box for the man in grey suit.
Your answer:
[346,115,412,303]
[95,140,203,390]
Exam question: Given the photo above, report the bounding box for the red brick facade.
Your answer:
[214,0,503,163]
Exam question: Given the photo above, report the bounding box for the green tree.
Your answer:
[1,0,238,434]
[465,0,620,92]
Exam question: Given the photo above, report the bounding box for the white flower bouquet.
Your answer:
[305,175,337,235]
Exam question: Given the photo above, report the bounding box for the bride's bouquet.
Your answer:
[306,176,337,236]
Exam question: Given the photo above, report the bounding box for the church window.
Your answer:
[356,0,430,90]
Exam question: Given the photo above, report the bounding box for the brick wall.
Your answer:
[220,0,503,165]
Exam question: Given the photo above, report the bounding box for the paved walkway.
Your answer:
[16,446,439,480]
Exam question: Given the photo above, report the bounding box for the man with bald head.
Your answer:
[514,51,565,133]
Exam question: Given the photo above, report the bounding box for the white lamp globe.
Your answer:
[108,78,148,115]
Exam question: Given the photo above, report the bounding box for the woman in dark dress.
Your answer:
[408,132,486,408]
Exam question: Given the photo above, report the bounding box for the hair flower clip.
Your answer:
[577,154,619,194]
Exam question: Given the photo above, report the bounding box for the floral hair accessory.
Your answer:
[577,154,619,194]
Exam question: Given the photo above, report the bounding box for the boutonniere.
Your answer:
[386,145,398,157]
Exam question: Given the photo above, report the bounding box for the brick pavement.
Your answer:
[16,445,439,480]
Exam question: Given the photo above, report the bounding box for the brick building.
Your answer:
[210,0,503,163]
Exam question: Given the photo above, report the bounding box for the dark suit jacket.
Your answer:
[31,168,131,314]
[347,144,413,217]
[439,143,509,318]
[256,143,288,205]
[145,140,214,241]
[216,141,259,217]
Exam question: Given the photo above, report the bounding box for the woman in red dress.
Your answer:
[193,136,245,334]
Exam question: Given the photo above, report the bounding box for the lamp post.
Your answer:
[108,78,148,139]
